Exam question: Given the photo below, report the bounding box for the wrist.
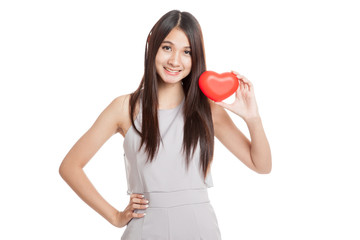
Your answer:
[109,210,122,227]
[244,115,261,124]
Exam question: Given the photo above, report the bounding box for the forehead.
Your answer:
[163,28,190,47]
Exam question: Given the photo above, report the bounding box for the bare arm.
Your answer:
[59,95,128,226]
[212,102,271,174]
[244,116,272,173]
[211,71,272,174]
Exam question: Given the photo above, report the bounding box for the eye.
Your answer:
[162,46,171,51]
[184,50,191,55]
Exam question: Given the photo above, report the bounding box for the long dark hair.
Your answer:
[129,10,214,180]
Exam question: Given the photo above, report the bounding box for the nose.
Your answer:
[168,50,181,67]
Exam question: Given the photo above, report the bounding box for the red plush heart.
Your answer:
[198,71,239,102]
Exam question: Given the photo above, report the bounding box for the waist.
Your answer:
[143,188,210,208]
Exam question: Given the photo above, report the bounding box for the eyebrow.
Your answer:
[162,40,191,49]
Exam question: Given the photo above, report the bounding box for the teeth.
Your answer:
[165,67,181,73]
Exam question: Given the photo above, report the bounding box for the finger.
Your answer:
[244,83,249,92]
[214,101,227,108]
[238,75,247,81]
[132,212,146,218]
[215,101,231,110]
[132,197,149,205]
[238,77,252,92]
[232,71,248,83]
[239,79,244,92]
[234,72,248,82]
[240,76,253,87]
[132,203,149,210]
[130,193,144,200]
[236,75,249,90]
[236,82,241,94]
[240,76,249,82]
[245,81,252,92]
[232,71,243,80]
[231,70,240,76]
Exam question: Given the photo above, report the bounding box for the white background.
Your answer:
[1,0,359,239]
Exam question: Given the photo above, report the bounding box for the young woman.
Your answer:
[59,10,271,240]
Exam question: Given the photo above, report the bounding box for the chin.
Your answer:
[158,73,188,85]
[160,78,183,85]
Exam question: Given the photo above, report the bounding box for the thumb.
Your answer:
[214,101,229,109]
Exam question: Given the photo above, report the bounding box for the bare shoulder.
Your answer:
[111,94,130,115]
[109,94,130,136]
[111,94,140,137]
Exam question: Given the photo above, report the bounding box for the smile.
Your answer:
[164,67,182,74]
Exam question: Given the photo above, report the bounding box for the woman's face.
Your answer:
[155,28,192,85]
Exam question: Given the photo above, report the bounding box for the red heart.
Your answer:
[198,71,239,102]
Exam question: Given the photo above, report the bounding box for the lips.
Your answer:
[164,67,182,75]
[164,67,181,72]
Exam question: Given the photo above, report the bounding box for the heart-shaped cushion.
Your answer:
[198,71,239,102]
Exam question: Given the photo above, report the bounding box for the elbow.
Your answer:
[59,159,76,180]
[59,161,67,179]
[59,158,84,181]
[254,157,272,174]
[257,167,271,174]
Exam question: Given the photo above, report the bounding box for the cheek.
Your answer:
[183,58,192,71]
[155,49,166,63]
[155,54,164,71]
[155,53,160,65]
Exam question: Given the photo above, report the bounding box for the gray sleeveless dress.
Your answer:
[121,95,222,240]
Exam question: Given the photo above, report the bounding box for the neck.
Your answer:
[157,80,185,109]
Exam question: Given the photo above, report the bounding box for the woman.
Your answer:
[59,10,271,240]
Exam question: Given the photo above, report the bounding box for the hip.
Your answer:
[121,189,222,240]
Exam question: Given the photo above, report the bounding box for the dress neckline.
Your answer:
[158,97,185,111]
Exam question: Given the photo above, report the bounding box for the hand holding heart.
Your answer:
[201,70,259,121]
[216,71,259,121]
